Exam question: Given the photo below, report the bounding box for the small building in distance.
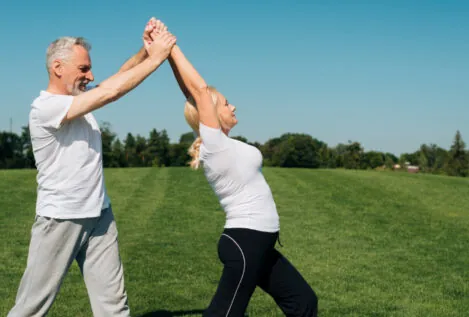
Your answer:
[393,162,419,173]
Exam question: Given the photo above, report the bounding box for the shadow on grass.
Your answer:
[139,310,249,317]
[138,310,205,317]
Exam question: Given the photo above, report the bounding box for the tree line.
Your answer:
[1,122,468,177]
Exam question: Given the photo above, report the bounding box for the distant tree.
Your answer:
[157,129,170,166]
[145,129,170,167]
[232,136,248,143]
[434,147,449,174]
[250,141,262,150]
[100,122,117,168]
[333,143,348,168]
[343,141,364,169]
[270,133,322,168]
[383,152,398,169]
[111,139,126,167]
[147,129,160,167]
[124,133,139,167]
[445,130,468,177]
[135,135,147,166]
[417,144,447,173]
[20,125,35,168]
[385,152,398,163]
[364,151,385,169]
[399,151,419,166]
[168,143,191,167]
[261,136,284,166]
[384,156,394,169]
[0,132,24,169]
[384,152,398,169]
[179,132,195,145]
[318,144,335,168]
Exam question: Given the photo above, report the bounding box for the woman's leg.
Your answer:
[203,228,278,317]
[258,248,318,316]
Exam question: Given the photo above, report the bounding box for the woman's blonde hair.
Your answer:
[184,86,219,169]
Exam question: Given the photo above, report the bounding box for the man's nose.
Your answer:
[87,70,94,82]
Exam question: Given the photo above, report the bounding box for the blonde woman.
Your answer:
[149,22,318,316]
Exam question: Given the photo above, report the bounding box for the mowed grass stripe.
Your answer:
[128,168,231,316]
[1,168,166,317]
[0,170,39,315]
[267,168,469,316]
[107,167,173,316]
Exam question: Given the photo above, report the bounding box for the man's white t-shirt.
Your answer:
[29,90,110,219]
[199,123,280,233]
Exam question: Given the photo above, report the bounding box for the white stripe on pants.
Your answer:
[7,207,130,317]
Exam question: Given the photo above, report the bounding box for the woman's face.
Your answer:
[216,92,237,131]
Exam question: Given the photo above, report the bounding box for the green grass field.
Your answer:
[1,168,468,316]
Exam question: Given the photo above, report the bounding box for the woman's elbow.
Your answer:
[192,85,211,100]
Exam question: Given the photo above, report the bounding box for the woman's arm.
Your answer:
[167,53,190,99]
[167,45,220,129]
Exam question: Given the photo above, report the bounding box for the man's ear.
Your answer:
[52,60,63,77]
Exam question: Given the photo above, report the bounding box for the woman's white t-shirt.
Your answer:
[199,123,280,233]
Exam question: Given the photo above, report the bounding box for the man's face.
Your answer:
[55,45,94,95]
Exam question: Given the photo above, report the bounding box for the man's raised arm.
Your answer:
[62,29,176,124]
[118,46,148,73]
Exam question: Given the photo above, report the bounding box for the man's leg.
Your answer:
[76,207,130,317]
[8,215,89,317]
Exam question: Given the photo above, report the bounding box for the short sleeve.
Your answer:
[199,122,230,153]
[33,94,74,130]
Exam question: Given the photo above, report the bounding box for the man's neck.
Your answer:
[46,80,69,95]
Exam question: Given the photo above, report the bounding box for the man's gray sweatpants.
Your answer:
[7,206,131,317]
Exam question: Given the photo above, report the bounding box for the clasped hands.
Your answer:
[142,17,177,61]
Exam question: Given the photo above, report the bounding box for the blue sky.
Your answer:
[1,0,468,155]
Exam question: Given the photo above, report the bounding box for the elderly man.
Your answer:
[8,18,174,317]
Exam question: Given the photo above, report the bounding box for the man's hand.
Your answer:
[143,17,168,48]
[145,29,177,63]
[152,18,168,33]
[143,18,156,47]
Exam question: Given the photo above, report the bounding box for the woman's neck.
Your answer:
[222,126,230,136]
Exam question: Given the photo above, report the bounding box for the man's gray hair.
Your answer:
[46,36,91,73]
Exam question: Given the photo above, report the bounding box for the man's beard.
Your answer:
[67,81,87,96]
